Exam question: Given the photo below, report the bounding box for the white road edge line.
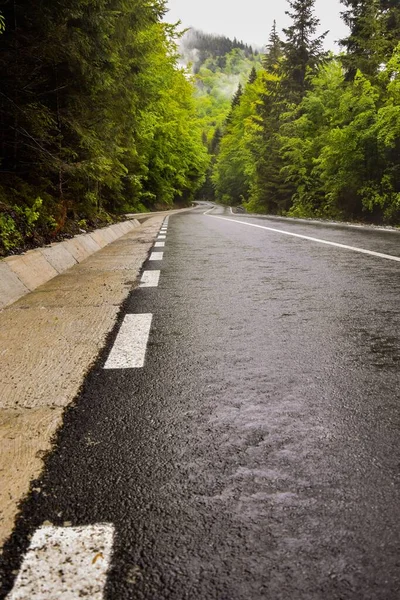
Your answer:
[154,241,165,247]
[150,252,163,261]
[104,313,153,369]
[140,271,160,288]
[203,207,215,215]
[7,524,114,600]
[206,215,400,263]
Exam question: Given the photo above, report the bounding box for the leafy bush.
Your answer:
[0,213,22,253]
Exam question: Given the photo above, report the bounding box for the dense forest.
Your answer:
[0,0,399,256]
[211,0,400,224]
[0,0,208,255]
[180,30,261,199]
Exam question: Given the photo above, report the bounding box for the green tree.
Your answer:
[340,0,400,79]
[281,0,328,100]
[212,70,267,205]
[263,20,283,72]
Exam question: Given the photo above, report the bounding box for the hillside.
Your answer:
[180,30,262,142]
[178,30,262,200]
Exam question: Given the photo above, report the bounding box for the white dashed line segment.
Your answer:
[150,252,163,261]
[104,314,153,369]
[158,235,166,240]
[154,242,165,248]
[6,524,114,600]
[206,215,400,263]
[140,271,160,288]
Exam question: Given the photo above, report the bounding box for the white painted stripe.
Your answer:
[7,524,114,600]
[207,215,400,263]
[150,252,163,261]
[104,314,153,369]
[160,228,167,232]
[140,271,160,288]
[203,207,215,215]
[154,241,165,247]
[157,235,166,240]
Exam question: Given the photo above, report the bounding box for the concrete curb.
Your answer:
[0,219,140,310]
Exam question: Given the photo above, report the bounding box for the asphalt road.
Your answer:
[1,205,400,599]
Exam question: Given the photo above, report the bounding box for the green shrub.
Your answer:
[0,214,22,253]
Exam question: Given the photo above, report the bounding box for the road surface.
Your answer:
[1,205,399,599]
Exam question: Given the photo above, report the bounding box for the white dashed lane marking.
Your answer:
[7,524,114,600]
[150,252,163,261]
[154,241,165,248]
[206,214,400,263]
[158,235,166,240]
[140,271,160,288]
[104,314,153,369]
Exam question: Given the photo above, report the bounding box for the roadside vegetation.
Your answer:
[0,1,208,255]
[207,0,400,225]
[1,1,399,256]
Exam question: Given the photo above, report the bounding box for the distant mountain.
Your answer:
[180,29,258,74]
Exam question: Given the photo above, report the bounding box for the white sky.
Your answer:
[164,0,349,51]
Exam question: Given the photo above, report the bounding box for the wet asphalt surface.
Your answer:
[1,205,400,599]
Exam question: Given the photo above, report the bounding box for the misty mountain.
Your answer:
[180,29,258,74]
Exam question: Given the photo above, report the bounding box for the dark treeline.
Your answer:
[211,0,400,224]
[182,29,255,56]
[182,29,256,74]
[0,0,208,254]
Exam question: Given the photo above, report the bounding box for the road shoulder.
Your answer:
[0,215,163,548]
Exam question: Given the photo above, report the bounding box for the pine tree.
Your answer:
[231,83,243,109]
[340,0,400,79]
[248,66,258,84]
[263,20,282,72]
[281,0,328,100]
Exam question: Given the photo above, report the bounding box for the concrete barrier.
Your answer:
[0,218,141,310]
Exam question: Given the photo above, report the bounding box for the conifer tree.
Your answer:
[248,66,258,84]
[263,20,282,72]
[231,83,244,109]
[281,0,328,100]
[340,0,400,79]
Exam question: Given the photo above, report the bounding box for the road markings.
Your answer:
[206,215,400,263]
[154,241,165,248]
[150,252,163,261]
[203,207,215,215]
[140,271,160,288]
[104,314,153,369]
[7,524,114,600]
[157,235,166,240]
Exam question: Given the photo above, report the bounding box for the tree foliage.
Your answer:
[210,0,400,225]
[0,0,208,254]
